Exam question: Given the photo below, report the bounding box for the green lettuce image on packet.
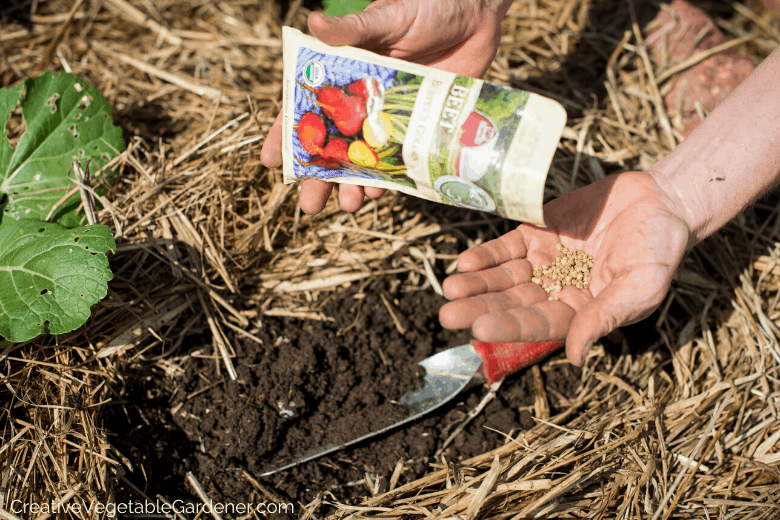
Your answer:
[281,27,567,226]
[0,71,124,342]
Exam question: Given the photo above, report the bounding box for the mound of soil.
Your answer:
[105,280,581,510]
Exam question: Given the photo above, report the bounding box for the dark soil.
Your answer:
[105,278,582,513]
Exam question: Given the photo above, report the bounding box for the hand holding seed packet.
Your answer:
[280,26,566,227]
[260,0,517,213]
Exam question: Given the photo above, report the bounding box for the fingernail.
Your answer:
[579,341,593,365]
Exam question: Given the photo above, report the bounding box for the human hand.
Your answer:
[260,0,514,214]
[439,171,691,366]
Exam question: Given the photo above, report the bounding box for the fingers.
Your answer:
[456,227,530,273]
[364,187,387,199]
[442,258,532,300]
[565,266,671,366]
[300,179,334,214]
[307,4,412,48]
[260,111,283,168]
[300,181,385,214]
[439,280,546,329]
[337,184,366,213]
[472,300,577,343]
[264,115,340,216]
[420,23,502,78]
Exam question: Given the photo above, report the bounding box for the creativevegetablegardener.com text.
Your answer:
[10,499,295,516]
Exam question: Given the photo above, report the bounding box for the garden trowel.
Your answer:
[262,339,564,476]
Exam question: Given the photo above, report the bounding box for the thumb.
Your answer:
[307,4,409,48]
[565,268,670,366]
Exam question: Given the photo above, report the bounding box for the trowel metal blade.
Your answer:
[261,344,482,477]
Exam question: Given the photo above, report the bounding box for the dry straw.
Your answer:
[0,0,779,519]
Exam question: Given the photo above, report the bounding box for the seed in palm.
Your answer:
[531,244,594,300]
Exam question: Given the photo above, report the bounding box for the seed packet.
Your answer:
[281,27,566,226]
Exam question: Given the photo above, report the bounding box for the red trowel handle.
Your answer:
[471,340,565,383]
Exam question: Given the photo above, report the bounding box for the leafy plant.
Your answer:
[323,0,372,17]
[0,71,124,343]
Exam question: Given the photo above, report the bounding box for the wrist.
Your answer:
[647,47,780,248]
[646,165,704,249]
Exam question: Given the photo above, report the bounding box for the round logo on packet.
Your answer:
[434,176,496,212]
[303,60,326,87]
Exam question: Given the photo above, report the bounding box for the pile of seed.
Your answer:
[531,243,594,300]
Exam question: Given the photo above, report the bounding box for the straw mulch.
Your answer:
[0,0,779,518]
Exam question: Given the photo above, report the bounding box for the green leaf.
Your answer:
[0,220,115,342]
[0,71,124,233]
[323,0,372,17]
[0,84,24,184]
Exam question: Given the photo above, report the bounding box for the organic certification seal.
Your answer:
[302,60,325,87]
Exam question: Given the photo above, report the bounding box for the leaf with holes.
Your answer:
[0,220,115,342]
[0,71,124,234]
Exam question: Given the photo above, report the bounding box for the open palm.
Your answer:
[260,0,512,213]
[439,171,691,365]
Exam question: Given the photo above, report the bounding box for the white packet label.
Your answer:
[281,27,566,226]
